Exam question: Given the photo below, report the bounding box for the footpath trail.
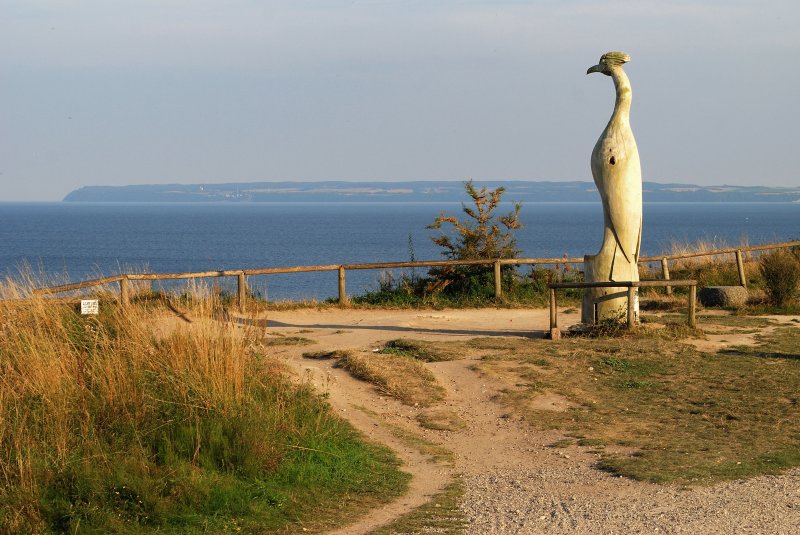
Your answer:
[244,307,800,535]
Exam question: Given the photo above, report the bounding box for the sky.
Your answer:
[1,0,798,201]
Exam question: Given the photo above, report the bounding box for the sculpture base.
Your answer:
[581,253,639,325]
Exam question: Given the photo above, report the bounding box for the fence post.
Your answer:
[735,250,747,287]
[237,273,246,311]
[119,277,130,308]
[338,266,347,305]
[627,286,636,329]
[549,287,560,340]
[688,283,697,328]
[494,260,502,299]
[661,257,672,296]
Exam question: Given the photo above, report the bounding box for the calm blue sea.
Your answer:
[1,202,798,300]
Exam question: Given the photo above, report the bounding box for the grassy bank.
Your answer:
[0,288,408,533]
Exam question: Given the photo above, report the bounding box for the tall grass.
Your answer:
[665,237,751,268]
[0,283,407,533]
[660,237,754,288]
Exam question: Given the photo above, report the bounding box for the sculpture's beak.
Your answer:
[586,64,602,75]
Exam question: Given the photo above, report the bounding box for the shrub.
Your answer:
[759,250,800,307]
[427,181,522,295]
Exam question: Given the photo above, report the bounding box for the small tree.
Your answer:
[427,181,522,295]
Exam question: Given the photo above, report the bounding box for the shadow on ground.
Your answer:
[218,311,545,338]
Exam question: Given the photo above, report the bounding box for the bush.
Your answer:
[427,181,522,295]
[760,250,800,307]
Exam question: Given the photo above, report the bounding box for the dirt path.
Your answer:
[261,307,561,533]
[241,307,800,534]
[292,354,451,535]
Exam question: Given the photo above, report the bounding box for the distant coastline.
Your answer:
[63,180,800,204]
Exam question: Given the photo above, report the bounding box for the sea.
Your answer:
[1,202,798,301]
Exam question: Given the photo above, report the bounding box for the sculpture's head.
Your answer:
[587,51,631,76]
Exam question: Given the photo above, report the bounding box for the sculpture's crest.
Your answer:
[598,51,630,66]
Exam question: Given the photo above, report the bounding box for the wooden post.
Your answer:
[688,283,697,328]
[338,266,347,305]
[119,277,130,308]
[237,273,246,311]
[549,287,560,340]
[735,250,747,287]
[661,257,672,296]
[627,286,636,329]
[494,260,502,299]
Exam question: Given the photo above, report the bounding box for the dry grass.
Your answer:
[0,291,253,530]
[339,351,445,407]
[665,237,751,270]
[636,237,765,291]
[417,408,467,431]
[0,282,408,533]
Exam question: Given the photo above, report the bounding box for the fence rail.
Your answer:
[26,239,800,309]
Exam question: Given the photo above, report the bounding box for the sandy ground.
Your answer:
[221,307,800,534]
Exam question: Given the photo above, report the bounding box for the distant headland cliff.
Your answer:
[63,181,800,203]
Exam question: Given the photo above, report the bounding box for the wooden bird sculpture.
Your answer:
[582,51,643,324]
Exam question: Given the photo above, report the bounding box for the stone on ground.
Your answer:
[698,286,748,307]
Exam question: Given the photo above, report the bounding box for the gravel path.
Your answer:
[461,466,800,534]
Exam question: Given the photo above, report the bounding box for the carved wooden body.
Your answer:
[582,52,643,324]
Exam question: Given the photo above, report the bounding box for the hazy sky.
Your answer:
[2,0,798,201]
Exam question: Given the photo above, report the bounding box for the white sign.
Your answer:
[80,299,99,315]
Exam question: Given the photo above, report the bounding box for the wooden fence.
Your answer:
[28,240,800,308]
[547,280,698,340]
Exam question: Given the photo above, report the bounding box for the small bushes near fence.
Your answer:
[760,249,800,307]
[351,264,584,308]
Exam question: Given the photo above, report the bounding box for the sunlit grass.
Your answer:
[0,283,408,533]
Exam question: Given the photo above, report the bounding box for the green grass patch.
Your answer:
[381,339,462,362]
[720,326,800,359]
[576,437,607,447]
[599,356,668,376]
[302,349,353,360]
[697,314,775,328]
[371,481,468,535]
[739,303,800,315]
[263,335,316,346]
